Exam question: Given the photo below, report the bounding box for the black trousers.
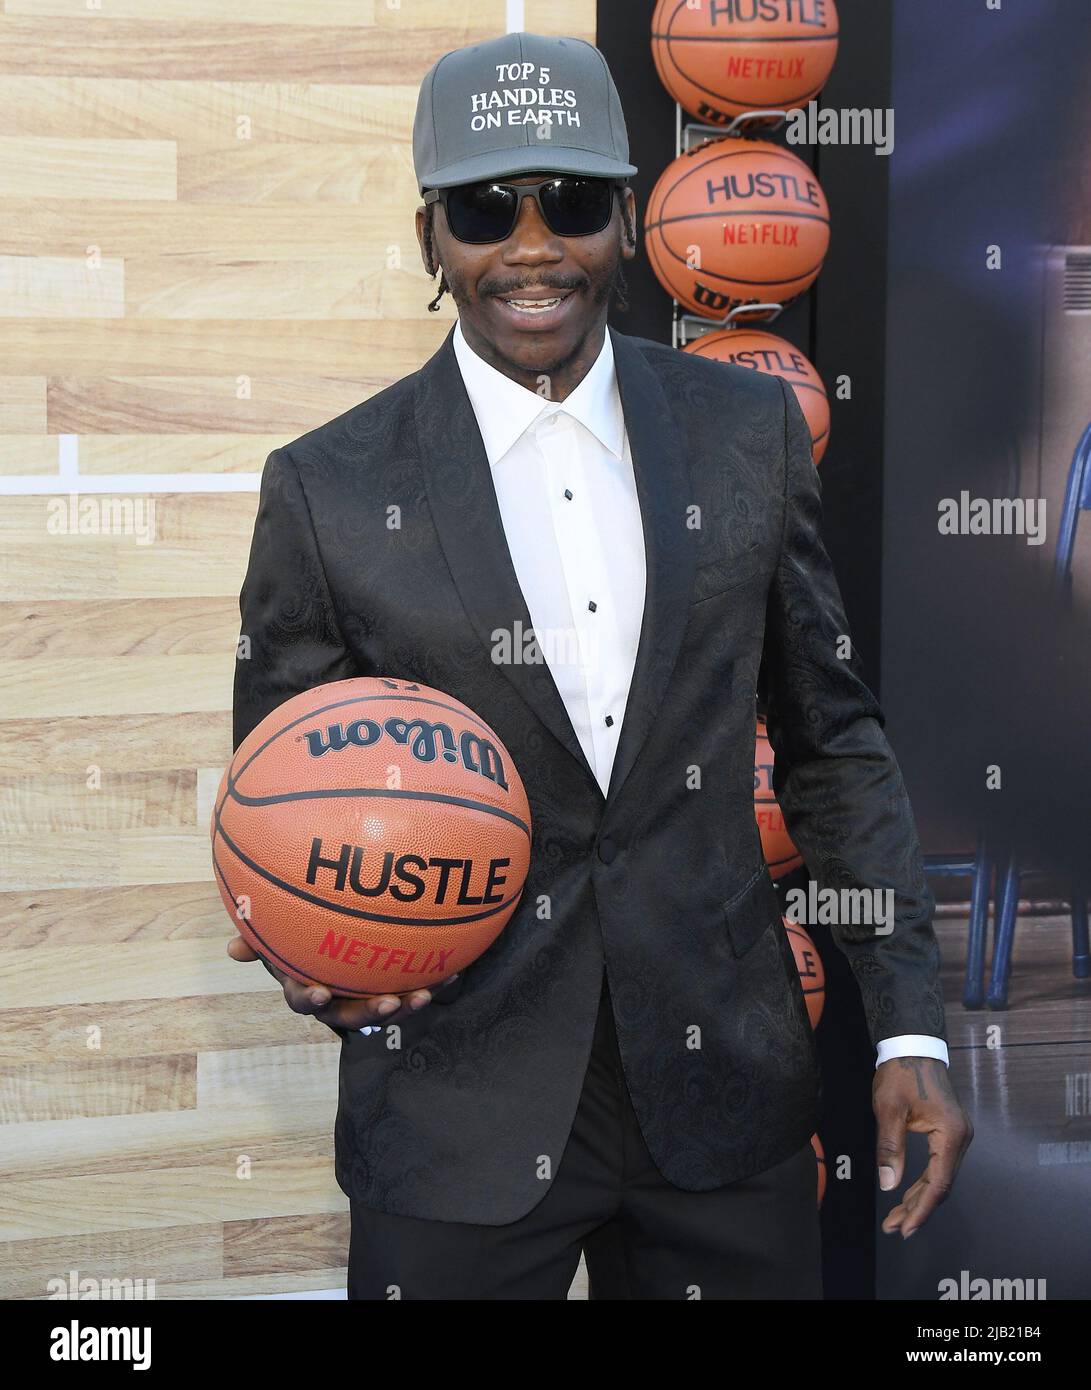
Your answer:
[347,972,822,1300]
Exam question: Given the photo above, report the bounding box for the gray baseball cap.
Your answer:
[413,31,638,193]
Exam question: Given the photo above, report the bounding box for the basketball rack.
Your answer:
[676,106,789,157]
[673,303,785,351]
[668,104,791,351]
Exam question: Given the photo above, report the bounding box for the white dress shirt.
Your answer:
[451,317,948,1071]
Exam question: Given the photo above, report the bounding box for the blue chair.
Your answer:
[1054,419,1091,590]
[984,419,1091,1008]
[986,854,1090,1009]
[923,836,994,1009]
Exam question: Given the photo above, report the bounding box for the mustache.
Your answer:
[482,277,584,298]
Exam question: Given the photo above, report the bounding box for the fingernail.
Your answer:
[410,995,427,1010]
[879,1166,897,1190]
[902,1228,917,1240]
[377,999,399,1015]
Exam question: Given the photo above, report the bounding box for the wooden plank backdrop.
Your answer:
[0,0,596,1300]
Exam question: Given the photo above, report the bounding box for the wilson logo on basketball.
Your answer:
[302,717,510,791]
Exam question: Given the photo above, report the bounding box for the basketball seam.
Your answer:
[647,209,830,229]
[213,840,376,998]
[225,782,531,838]
[651,35,840,44]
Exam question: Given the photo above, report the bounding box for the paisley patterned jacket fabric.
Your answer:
[233,323,947,1224]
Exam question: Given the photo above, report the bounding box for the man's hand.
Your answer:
[227,935,454,1030]
[873,1057,974,1239]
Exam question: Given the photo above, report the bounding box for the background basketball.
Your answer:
[651,0,840,124]
[644,137,830,319]
[784,918,825,1027]
[211,676,531,997]
[812,1133,827,1208]
[684,328,830,463]
[755,715,804,879]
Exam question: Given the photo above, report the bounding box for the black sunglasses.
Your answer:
[424,175,623,244]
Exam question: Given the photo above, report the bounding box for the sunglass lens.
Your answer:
[445,183,518,243]
[540,178,614,236]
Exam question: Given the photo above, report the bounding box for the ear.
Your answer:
[414,205,435,275]
[620,186,638,257]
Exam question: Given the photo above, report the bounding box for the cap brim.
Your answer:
[421,144,637,192]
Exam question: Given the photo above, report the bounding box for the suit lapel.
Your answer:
[604,326,695,806]
[414,324,599,789]
[413,322,696,810]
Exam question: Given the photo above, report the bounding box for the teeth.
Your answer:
[505,297,561,310]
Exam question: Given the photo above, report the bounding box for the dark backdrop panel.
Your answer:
[880,0,1091,874]
[878,0,1091,1300]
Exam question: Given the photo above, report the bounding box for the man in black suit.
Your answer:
[228,32,971,1299]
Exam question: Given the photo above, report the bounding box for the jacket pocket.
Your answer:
[692,542,766,604]
[723,863,781,957]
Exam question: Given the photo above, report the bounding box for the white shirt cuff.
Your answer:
[875,1034,950,1069]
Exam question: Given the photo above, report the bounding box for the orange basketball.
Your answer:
[651,0,840,124]
[783,917,825,1027]
[644,138,830,320]
[754,715,803,878]
[683,328,829,463]
[211,676,531,997]
[812,1133,826,1207]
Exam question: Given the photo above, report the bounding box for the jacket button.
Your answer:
[597,838,617,864]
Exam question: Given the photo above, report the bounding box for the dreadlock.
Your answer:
[423,189,635,313]
[422,202,452,313]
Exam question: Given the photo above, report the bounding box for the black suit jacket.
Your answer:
[233,322,946,1224]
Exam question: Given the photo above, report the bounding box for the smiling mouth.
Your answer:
[495,291,573,314]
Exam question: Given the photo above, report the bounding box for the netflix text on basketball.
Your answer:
[318,933,458,981]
